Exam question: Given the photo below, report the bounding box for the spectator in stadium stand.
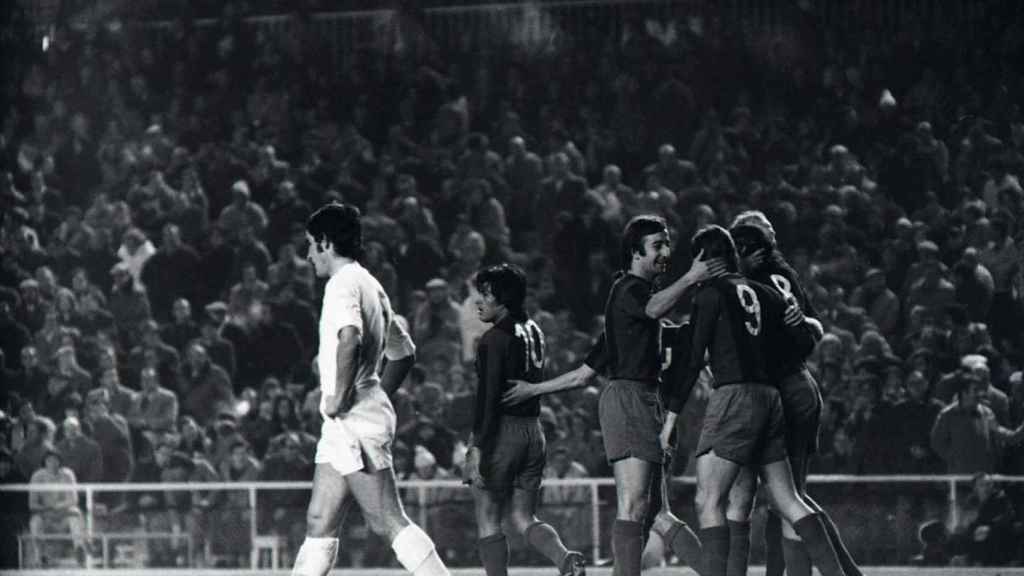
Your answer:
[216,440,261,567]
[537,152,588,250]
[462,178,511,261]
[217,180,268,242]
[589,164,633,229]
[181,341,235,429]
[241,396,276,459]
[0,446,29,568]
[28,449,89,566]
[55,415,102,484]
[242,300,303,385]
[72,289,114,335]
[6,345,46,412]
[15,278,47,333]
[40,345,91,422]
[930,373,1024,473]
[196,313,237,379]
[504,136,545,234]
[196,225,237,306]
[413,277,463,363]
[140,223,201,322]
[107,261,152,347]
[161,297,199,354]
[258,431,312,554]
[233,221,273,281]
[947,473,1020,566]
[849,268,902,340]
[0,290,31,372]
[127,319,182,390]
[228,261,269,317]
[83,388,134,483]
[267,240,315,299]
[892,370,945,474]
[267,180,310,253]
[116,227,157,287]
[15,415,55,480]
[950,247,995,322]
[128,365,179,438]
[270,279,317,357]
[979,215,1021,348]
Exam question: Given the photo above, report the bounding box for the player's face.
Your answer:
[636,230,671,276]
[305,232,329,277]
[476,285,506,324]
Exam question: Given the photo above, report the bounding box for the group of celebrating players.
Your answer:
[289,201,864,576]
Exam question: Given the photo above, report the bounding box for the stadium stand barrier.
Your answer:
[2,475,1022,569]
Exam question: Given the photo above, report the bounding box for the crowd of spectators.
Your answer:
[1,0,1024,567]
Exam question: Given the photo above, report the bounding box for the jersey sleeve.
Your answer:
[616,279,652,320]
[668,286,720,413]
[384,314,416,360]
[323,275,363,336]
[583,332,608,375]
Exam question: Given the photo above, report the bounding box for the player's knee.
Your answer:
[618,491,650,521]
[508,510,535,534]
[695,484,723,514]
[305,508,334,537]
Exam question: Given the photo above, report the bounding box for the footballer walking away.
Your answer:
[662,225,844,576]
[464,263,587,576]
[291,202,449,576]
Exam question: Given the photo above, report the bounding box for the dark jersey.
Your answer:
[747,255,818,377]
[472,315,545,453]
[603,273,661,383]
[667,274,817,413]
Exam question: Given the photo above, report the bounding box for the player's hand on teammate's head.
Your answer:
[501,379,536,406]
[687,249,728,282]
[747,248,769,269]
[783,302,805,327]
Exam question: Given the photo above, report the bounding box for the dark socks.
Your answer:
[477,533,509,576]
[818,511,862,576]
[793,514,843,576]
[524,521,571,569]
[699,526,730,576]
[663,519,704,575]
[612,520,643,576]
[782,537,812,576]
[726,520,750,576]
[763,511,784,576]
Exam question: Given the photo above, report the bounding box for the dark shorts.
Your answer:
[599,379,664,464]
[778,368,823,458]
[696,383,787,466]
[480,416,546,492]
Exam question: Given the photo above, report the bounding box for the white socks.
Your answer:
[291,537,339,576]
[391,524,450,576]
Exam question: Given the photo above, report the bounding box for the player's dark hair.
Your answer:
[691,225,739,272]
[474,263,527,319]
[305,202,364,260]
[621,215,668,269]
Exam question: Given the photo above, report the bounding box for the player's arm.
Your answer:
[471,335,506,455]
[661,288,718,447]
[781,300,818,358]
[502,333,605,406]
[380,317,416,397]
[323,326,361,418]
[645,250,726,319]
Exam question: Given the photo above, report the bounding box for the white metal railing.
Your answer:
[4,474,1024,569]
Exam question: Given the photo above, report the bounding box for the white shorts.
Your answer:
[315,385,396,476]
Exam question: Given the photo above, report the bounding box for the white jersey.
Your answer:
[317,262,414,413]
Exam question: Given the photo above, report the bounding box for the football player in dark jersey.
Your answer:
[662,225,845,576]
[499,215,725,576]
[728,211,862,576]
[464,264,586,576]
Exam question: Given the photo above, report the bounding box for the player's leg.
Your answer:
[473,486,509,576]
[788,454,862,576]
[508,488,586,575]
[759,458,842,576]
[650,457,704,575]
[724,467,756,576]
[291,463,353,576]
[694,451,742,576]
[346,466,449,576]
[612,457,655,576]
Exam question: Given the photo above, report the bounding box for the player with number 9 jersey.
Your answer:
[669,252,818,466]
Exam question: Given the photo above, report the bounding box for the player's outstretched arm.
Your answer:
[502,364,598,407]
[645,250,727,319]
[323,326,360,418]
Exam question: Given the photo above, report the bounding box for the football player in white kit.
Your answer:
[291,202,450,576]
